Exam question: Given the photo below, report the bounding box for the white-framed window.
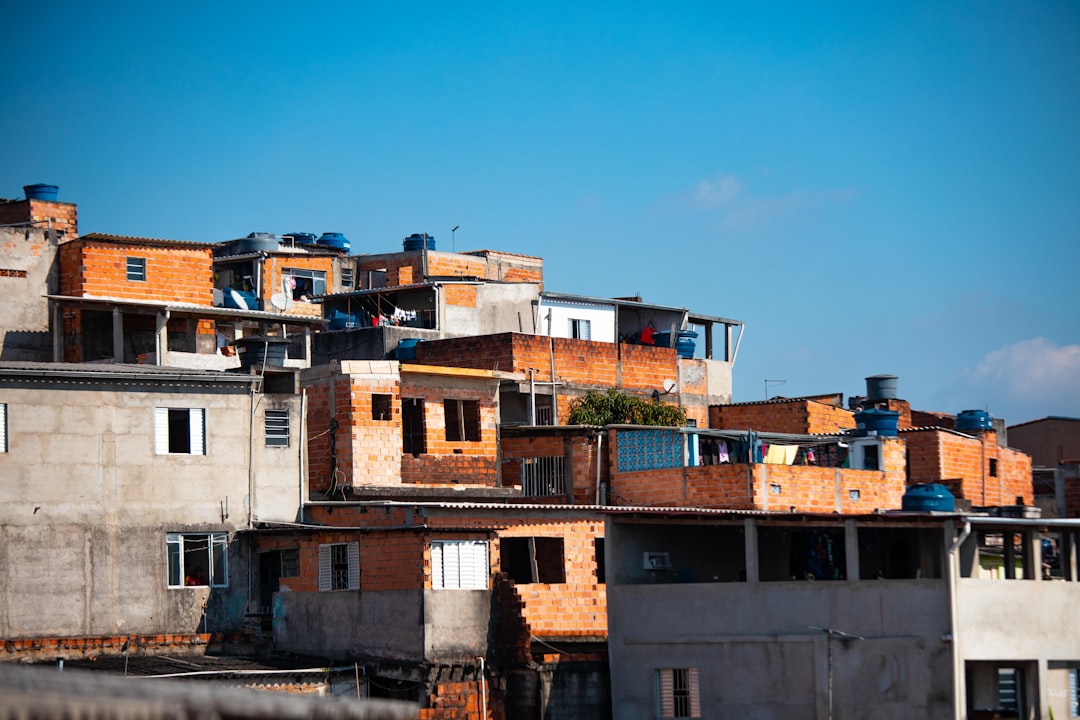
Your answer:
[569,318,591,340]
[284,268,327,300]
[265,409,289,447]
[431,540,489,589]
[167,532,227,588]
[318,542,360,591]
[126,257,147,282]
[340,268,354,288]
[656,667,701,718]
[0,402,7,453]
[154,407,205,455]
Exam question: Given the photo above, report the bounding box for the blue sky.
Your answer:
[3,2,1078,425]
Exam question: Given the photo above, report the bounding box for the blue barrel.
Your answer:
[24,184,59,201]
[318,232,351,252]
[902,483,956,512]
[673,330,698,359]
[854,408,899,436]
[956,409,993,433]
[396,338,422,360]
[403,233,435,251]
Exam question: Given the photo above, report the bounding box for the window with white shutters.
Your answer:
[0,403,6,453]
[431,540,489,589]
[318,542,360,591]
[154,408,205,455]
[656,668,701,718]
[569,318,591,340]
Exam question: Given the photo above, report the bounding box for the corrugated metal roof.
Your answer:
[0,361,263,383]
[79,232,218,249]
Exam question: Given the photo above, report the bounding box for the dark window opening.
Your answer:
[444,399,480,441]
[372,394,392,421]
[501,537,565,584]
[402,398,425,455]
[167,532,227,588]
[858,527,942,579]
[168,408,192,454]
[989,458,999,477]
[331,543,350,590]
[595,537,606,584]
[759,527,846,581]
[863,444,880,471]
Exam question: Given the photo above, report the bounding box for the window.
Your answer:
[340,268,354,288]
[863,444,880,471]
[167,532,227,588]
[0,402,6,453]
[265,409,289,447]
[279,548,300,577]
[284,268,327,300]
[595,538,606,584]
[501,537,565,584]
[444,399,480,442]
[521,456,565,497]
[656,668,701,718]
[372,394,392,421]
[126,257,146,282]
[1070,667,1079,718]
[569,318,591,340]
[318,542,360,591]
[154,408,205,455]
[998,668,1021,714]
[989,458,999,477]
[402,398,426,455]
[431,540,489,589]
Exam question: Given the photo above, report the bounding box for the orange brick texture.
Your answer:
[500,434,607,505]
[59,239,214,304]
[609,432,907,512]
[0,632,212,662]
[410,333,703,424]
[264,255,336,318]
[904,429,1033,506]
[710,399,856,435]
[0,199,78,240]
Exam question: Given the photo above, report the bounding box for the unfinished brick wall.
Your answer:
[303,375,356,495]
[609,435,906,512]
[399,381,499,486]
[265,255,336,318]
[500,433,608,505]
[442,284,477,308]
[59,239,214,304]
[904,429,1033,506]
[461,249,544,286]
[426,252,489,278]
[0,199,78,240]
[709,399,855,435]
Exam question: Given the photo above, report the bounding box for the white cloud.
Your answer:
[692,173,741,208]
[931,338,1080,424]
[686,172,855,230]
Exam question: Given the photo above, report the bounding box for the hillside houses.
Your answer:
[1,184,1073,719]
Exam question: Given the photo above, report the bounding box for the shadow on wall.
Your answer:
[0,331,52,361]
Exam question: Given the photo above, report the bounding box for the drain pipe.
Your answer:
[477,656,487,718]
[947,519,972,716]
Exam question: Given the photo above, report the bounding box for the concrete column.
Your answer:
[743,519,759,582]
[844,520,859,581]
[112,307,124,362]
[1065,531,1078,582]
[51,300,62,362]
[1004,531,1017,580]
[155,311,169,367]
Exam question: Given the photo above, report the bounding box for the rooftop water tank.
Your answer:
[956,409,993,433]
[318,232,350,252]
[403,233,435,251]
[239,232,280,253]
[866,374,899,401]
[285,232,318,246]
[901,483,956,512]
[23,183,59,201]
[233,336,290,370]
[854,408,900,436]
[396,338,423,360]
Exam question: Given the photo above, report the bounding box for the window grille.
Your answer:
[126,257,146,282]
[521,456,565,497]
[656,667,701,718]
[265,409,289,447]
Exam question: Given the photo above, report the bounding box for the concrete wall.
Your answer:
[0,371,304,638]
[955,578,1080,660]
[0,227,59,362]
[537,298,616,342]
[1008,417,1080,467]
[271,588,490,663]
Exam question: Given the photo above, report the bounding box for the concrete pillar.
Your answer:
[112,307,124,362]
[744,519,759,582]
[844,520,859,581]
[155,311,169,367]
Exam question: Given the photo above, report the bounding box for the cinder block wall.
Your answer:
[59,240,213,304]
[904,429,1033,505]
[710,399,855,435]
[500,434,607,505]
[0,198,78,240]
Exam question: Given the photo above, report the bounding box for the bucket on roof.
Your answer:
[24,184,59,201]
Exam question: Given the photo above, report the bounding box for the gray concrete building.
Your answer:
[606,510,1080,719]
[0,362,305,640]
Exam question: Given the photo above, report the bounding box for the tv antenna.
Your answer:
[765,379,787,400]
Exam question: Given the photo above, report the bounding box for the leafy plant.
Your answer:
[566,389,687,427]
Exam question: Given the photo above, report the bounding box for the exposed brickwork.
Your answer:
[0,632,211,662]
[419,680,490,720]
[0,199,78,240]
[442,284,478,308]
[904,429,1033,506]
[500,433,607,505]
[709,398,856,435]
[59,239,214,304]
[426,252,489,278]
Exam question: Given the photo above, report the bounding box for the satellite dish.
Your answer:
[229,289,248,311]
[663,379,678,394]
[270,293,288,311]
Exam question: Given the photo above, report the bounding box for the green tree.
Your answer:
[566,389,687,427]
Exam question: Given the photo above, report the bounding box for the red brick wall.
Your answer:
[500,434,607,505]
[59,240,213,304]
[0,199,78,239]
[426,253,488,278]
[709,399,855,435]
[442,284,477,308]
[904,429,1033,506]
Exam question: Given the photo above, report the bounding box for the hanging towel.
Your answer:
[765,444,799,465]
[717,440,730,463]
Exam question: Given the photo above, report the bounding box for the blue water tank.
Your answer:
[866,374,899,401]
[328,310,359,330]
[286,232,318,246]
[854,408,900,436]
[956,409,993,433]
[901,483,956,512]
[318,232,351,252]
[239,232,280,253]
[403,233,435,251]
[673,330,698,359]
[233,336,290,369]
[24,183,59,201]
[396,338,422,360]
